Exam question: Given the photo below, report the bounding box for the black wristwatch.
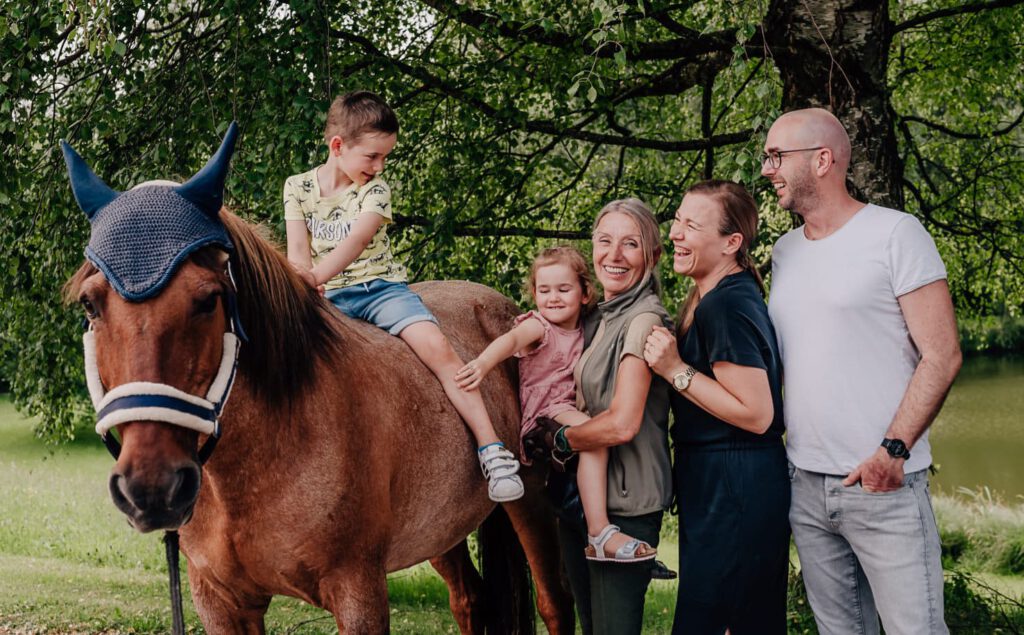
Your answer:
[881,438,911,461]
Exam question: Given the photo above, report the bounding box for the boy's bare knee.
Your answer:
[403,323,461,369]
[430,339,463,370]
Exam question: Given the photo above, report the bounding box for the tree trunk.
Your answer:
[765,0,903,209]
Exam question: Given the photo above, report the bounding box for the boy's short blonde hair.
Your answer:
[526,245,597,313]
[324,91,399,144]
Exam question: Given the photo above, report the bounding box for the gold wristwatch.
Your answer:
[672,365,697,392]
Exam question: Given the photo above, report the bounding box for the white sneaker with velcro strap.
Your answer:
[478,443,524,502]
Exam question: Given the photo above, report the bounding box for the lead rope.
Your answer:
[166,531,185,635]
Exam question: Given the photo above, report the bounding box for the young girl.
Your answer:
[456,246,657,562]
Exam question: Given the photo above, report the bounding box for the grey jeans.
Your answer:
[789,464,948,635]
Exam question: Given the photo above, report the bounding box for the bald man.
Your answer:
[762,109,961,635]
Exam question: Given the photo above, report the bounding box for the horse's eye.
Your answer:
[80,296,99,320]
[195,291,221,316]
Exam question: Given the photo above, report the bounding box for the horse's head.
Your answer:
[72,251,233,531]
[62,124,240,532]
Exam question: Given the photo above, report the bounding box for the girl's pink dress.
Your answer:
[514,311,584,459]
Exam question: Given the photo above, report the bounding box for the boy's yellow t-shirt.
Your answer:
[283,168,407,290]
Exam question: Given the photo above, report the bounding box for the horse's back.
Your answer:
[412,280,520,352]
[223,280,522,571]
[362,281,522,569]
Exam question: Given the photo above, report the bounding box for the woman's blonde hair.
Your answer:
[526,245,597,313]
[677,180,764,335]
[592,197,663,295]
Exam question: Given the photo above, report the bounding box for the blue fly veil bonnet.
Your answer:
[61,122,239,301]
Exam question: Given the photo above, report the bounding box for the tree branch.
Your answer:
[327,24,752,151]
[901,109,1024,140]
[898,119,942,196]
[894,0,1024,33]
[396,216,588,239]
[643,0,702,36]
[416,0,737,60]
[601,145,628,200]
[618,55,731,99]
[701,71,714,178]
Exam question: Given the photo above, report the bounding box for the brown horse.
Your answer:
[65,209,573,633]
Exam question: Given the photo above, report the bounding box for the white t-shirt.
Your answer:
[768,204,947,475]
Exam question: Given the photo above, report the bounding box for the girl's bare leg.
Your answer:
[553,409,655,557]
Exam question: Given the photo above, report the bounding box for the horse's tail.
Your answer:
[480,505,534,634]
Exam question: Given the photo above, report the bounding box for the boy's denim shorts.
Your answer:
[325,279,438,335]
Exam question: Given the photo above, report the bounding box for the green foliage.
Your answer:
[1003,538,1024,577]
[935,488,1024,576]
[2,0,1022,439]
[890,0,1024,319]
[944,570,1024,633]
[959,316,1024,355]
[788,567,1024,633]
[786,568,819,633]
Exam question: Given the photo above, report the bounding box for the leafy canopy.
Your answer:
[1,0,1021,439]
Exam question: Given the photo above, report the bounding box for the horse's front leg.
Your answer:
[430,539,485,635]
[189,568,271,635]
[321,560,390,634]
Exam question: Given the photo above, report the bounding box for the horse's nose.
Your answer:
[166,464,202,509]
[109,463,202,532]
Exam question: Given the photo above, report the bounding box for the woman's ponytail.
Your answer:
[737,249,766,298]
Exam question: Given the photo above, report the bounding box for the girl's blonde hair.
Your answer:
[526,245,597,313]
[677,180,764,335]
[592,197,663,295]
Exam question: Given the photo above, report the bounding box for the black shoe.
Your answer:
[650,560,677,580]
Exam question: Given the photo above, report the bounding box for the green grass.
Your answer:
[935,487,1024,575]
[0,397,679,633]
[0,551,466,633]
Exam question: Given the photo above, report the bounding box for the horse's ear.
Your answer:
[176,122,239,219]
[60,141,120,221]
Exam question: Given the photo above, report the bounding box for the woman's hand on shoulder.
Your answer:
[644,325,684,380]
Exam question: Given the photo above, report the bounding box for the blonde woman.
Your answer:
[542,198,673,635]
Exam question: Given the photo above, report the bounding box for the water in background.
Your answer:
[929,355,1024,500]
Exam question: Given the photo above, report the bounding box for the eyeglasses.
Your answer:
[760,147,825,169]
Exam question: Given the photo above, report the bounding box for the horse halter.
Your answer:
[82,275,245,465]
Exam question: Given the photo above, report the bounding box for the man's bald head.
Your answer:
[772,108,852,174]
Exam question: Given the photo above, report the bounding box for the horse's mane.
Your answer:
[64,209,345,409]
[216,210,346,407]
